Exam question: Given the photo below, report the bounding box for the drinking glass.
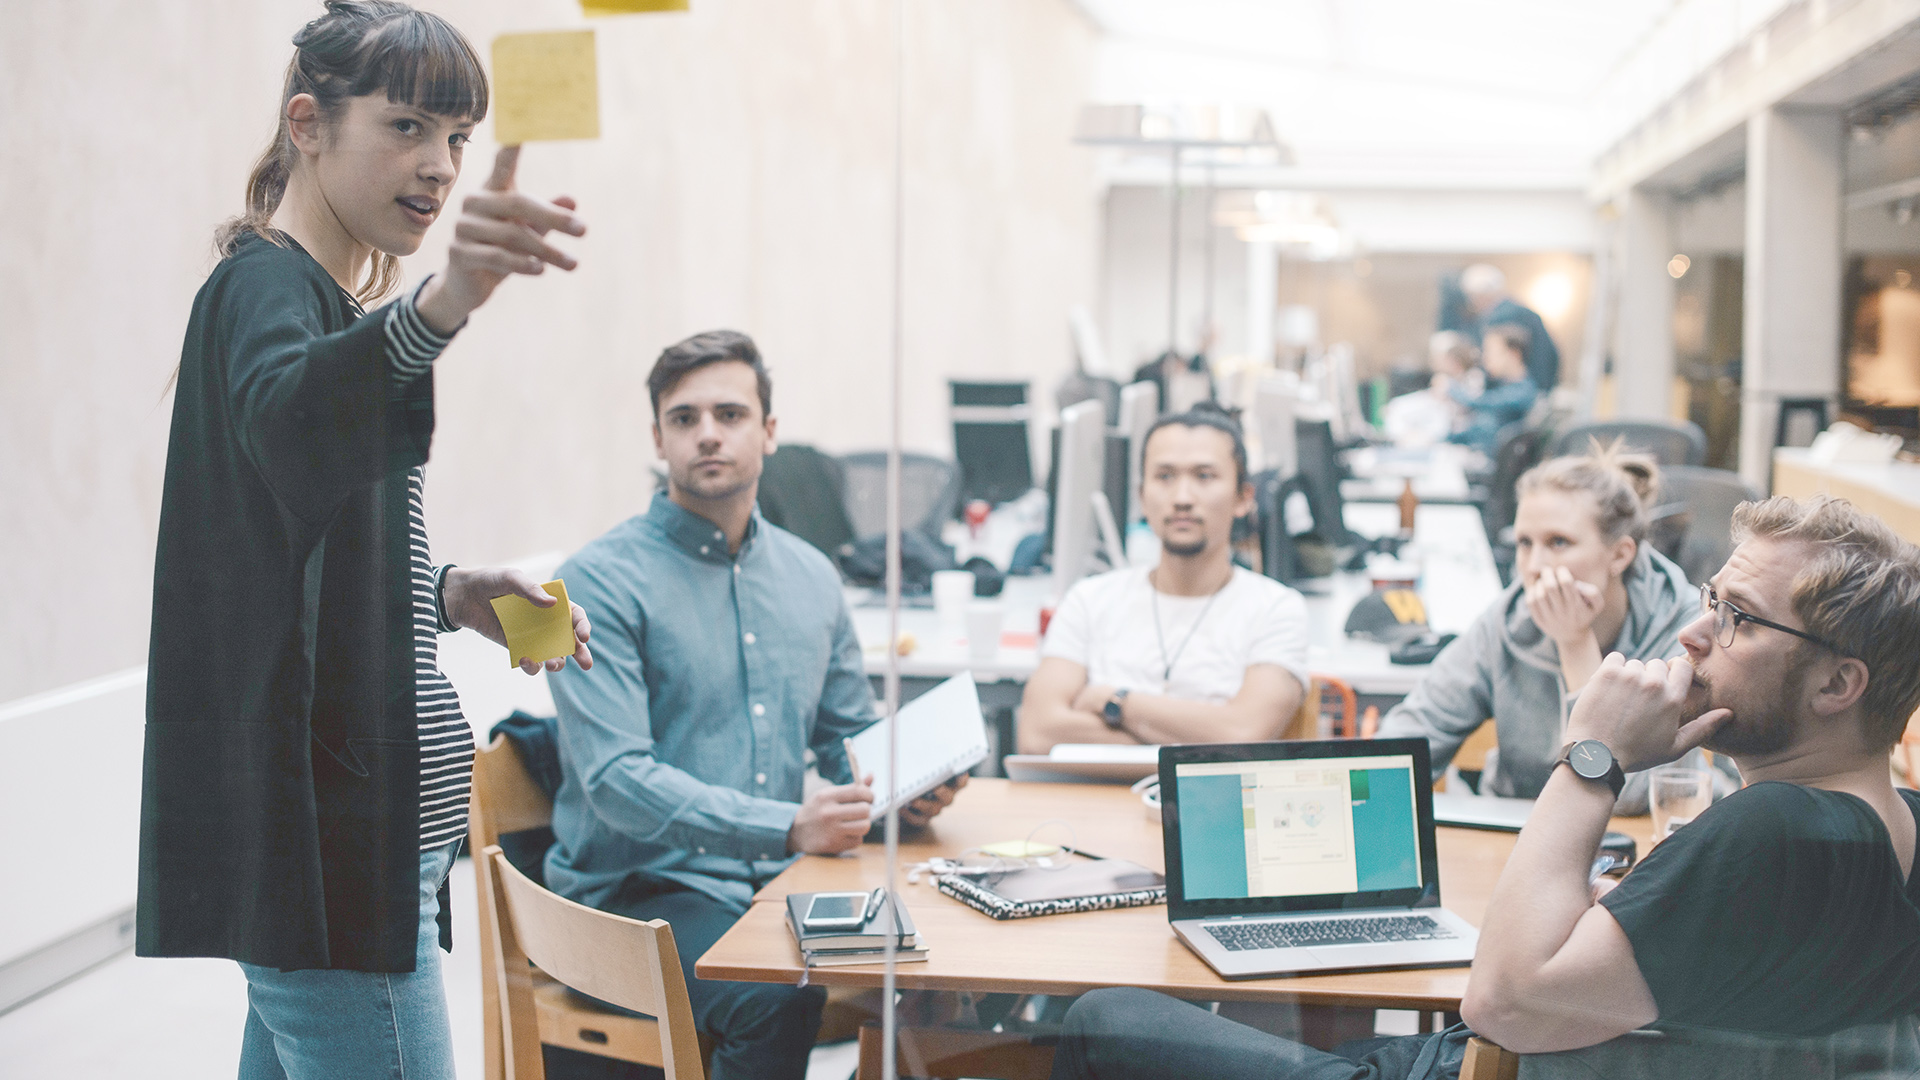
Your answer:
[1650,766,1712,844]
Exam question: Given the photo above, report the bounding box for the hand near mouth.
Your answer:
[415,144,589,334]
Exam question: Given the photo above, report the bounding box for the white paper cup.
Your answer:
[932,570,975,628]
[965,601,1004,663]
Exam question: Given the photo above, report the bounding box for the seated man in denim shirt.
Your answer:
[546,330,962,1080]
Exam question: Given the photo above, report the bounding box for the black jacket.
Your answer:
[138,233,434,972]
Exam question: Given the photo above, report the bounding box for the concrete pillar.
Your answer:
[1615,188,1677,420]
[1740,106,1845,490]
[1245,239,1277,369]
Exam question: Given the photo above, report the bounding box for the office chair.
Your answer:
[1657,465,1761,582]
[758,443,856,556]
[1252,467,1306,584]
[839,451,963,540]
[1550,419,1707,466]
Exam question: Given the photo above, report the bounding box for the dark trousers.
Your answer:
[596,883,826,1080]
[1050,989,1461,1080]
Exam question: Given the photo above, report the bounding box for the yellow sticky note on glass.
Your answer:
[581,0,688,13]
[489,579,577,668]
[491,30,600,145]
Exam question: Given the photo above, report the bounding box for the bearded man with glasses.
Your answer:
[1050,495,1920,1080]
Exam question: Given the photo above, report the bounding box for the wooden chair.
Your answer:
[487,845,707,1079]
[1461,1037,1519,1080]
[471,734,710,1080]
[1284,674,1359,740]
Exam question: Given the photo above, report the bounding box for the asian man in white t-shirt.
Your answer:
[1018,406,1310,752]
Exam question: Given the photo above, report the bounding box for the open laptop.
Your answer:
[1159,738,1479,979]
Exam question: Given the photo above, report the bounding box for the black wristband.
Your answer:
[433,563,459,633]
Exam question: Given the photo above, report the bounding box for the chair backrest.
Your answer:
[1480,422,1553,542]
[1657,465,1761,582]
[1551,419,1707,466]
[487,847,706,1080]
[472,734,553,854]
[758,444,856,556]
[471,735,556,1080]
[839,451,963,540]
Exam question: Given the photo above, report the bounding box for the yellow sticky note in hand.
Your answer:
[489,579,578,668]
[581,0,688,13]
[491,30,600,145]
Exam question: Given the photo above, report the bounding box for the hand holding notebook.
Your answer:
[844,673,989,821]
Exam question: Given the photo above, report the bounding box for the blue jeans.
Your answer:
[237,841,460,1080]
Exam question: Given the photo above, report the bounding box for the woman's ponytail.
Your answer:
[1515,436,1663,544]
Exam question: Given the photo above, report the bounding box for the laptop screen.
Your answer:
[1159,739,1440,919]
[1173,754,1422,899]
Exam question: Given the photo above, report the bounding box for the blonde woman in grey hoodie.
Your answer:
[1379,441,1737,813]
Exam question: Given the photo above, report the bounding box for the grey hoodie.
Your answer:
[1378,545,1737,814]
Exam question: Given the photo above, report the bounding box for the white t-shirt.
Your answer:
[1041,565,1311,703]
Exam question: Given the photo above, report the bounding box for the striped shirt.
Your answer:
[378,280,474,850]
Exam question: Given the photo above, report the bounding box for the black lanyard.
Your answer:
[1151,573,1226,684]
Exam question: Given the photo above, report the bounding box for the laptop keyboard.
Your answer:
[1205,914,1456,951]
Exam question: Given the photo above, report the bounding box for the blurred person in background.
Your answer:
[1462,262,1561,392]
[1442,323,1537,457]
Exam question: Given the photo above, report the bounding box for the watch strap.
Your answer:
[1557,740,1625,799]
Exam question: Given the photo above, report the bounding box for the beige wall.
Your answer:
[0,0,1099,700]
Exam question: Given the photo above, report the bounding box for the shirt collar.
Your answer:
[645,491,760,561]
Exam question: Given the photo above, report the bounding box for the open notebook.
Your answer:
[846,672,989,820]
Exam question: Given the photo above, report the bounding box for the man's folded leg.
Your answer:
[593,882,825,1080]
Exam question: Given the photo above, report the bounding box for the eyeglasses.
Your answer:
[1698,583,1846,655]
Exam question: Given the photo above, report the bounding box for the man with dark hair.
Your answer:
[1049,495,1920,1080]
[1018,407,1308,752]
[544,330,962,1080]
[647,328,773,417]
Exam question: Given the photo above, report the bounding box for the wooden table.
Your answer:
[696,778,1645,1011]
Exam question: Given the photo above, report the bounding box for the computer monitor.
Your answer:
[1325,344,1369,444]
[1293,417,1353,546]
[1116,381,1158,523]
[1102,432,1131,555]
[1052,400,1107,600]
[1253,376,1298,479]
[950,380,1034,506]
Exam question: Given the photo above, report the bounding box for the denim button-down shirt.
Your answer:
[544,493,874,913]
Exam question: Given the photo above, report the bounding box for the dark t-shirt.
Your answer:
[1599,781,1920,1036]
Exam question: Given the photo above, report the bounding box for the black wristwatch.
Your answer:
[1102,688,1131,730]
[1557,739,1625,799]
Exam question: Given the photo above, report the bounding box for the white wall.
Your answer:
[0,0,1100,702]
[1097,184,1596,376]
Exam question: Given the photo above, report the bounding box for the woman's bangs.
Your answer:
[359,13,488,122]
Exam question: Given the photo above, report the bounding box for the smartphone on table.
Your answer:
[802,890,878,932]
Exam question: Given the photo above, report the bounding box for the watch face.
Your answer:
[1569,740,1612,780]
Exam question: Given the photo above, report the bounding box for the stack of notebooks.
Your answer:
[784,891,929,967]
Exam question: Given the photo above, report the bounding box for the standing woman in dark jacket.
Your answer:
[139,4,591,1077]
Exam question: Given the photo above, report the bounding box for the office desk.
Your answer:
[697,779,1642,1010]
[1342,445,1477,505]
[1773,448,1920,543]
[851,504,1503,699]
